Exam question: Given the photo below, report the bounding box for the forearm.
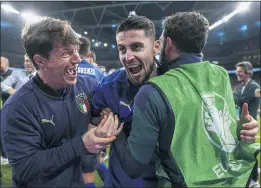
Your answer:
[113,132,149,178]
[1,83,12,93]
[5,136,88,183]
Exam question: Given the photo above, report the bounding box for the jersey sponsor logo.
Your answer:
[41,115,55,126]
[119,100,132,112]
[76,93,89,114]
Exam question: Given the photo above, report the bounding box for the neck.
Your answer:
[168,52,180,63]
[38,71,66,91]
[26,70,34,75]
[0,69,8,76]
[150,63,158,78]
[242,77,251,84]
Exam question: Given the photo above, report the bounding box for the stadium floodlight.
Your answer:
[21,12,41,24]
[128,11,136,17]
[236,2,252,12]
[222,10,238,22]
[1,4,19,14]
[209,20,223,30]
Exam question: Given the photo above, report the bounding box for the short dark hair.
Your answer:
[116,15,156,39]
[163,12,209,53]
[21,17,80,69]
[236,61,253,77]
[87,51,96,62]
[79,37,91,58]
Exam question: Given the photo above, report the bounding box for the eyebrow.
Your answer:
[117,41,144,47]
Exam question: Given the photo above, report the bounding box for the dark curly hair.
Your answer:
[162,12,209,53]
[116,15,156,39]
[79,36,91,58]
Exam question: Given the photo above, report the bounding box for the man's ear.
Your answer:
[33,54,45,69]
[165,37,174,54]
[153,40,161,56]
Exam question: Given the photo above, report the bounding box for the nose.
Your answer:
[72,50,81,65]
[125,50,135,62]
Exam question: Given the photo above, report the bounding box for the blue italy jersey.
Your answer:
[1,74,98,187]
[77,59,105,82]
[92,69,157,187]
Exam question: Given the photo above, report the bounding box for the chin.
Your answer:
[65,78,77,86]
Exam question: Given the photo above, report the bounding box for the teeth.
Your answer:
[128,64,140,68]
[66,70,74,75]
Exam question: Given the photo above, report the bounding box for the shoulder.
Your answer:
[76,76,98,91]
[134,84,164,109]
[250,79,260,88]
[99,69,127,86]
[12,69,24,74]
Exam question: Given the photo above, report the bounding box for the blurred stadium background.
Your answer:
[1,1,260,187]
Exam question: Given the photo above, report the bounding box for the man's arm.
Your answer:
[113,85,166,178]
[1,100,108,183]
[1,71,18,94]
[91,82,109,125]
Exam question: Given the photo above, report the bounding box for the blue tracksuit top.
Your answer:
[77,59,105,82]
[92,69,158,187]
[1,74,98,187]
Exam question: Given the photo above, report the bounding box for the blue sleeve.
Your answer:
[113,84,167,178]
[98,70,106,82]
[1,100,88,183]
[91,81,109,117]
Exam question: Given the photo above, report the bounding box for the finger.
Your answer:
[101,112,114,137]
[240,135,255,143]
[112,115,119,135]
[95,116,108,137]
[104,107,112,114]
[102,108,111,116]
[240,127,259,137]
[97,115,107,130]
[241,103,251,122]
[94,136,116,144]
[242,119,258,130]
[87,148,102,154]
[115,123,124,136]
[85,145,102,154]
[106,114,115,137]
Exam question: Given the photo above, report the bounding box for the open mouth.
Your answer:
[128,64,142,75]
[66,67,77,76]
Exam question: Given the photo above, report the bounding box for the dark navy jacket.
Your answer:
[92,69,158,187]
[77,59,105,82]
[1,74,98,187]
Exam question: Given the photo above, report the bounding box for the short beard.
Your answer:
[158,39,170,75]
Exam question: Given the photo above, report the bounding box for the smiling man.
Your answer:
[1,54,36,95]
[91,15,160,187]
[1,17,120,187]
